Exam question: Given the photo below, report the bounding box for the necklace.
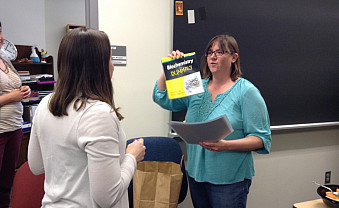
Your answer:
[0,59,9,74]
[0,66,9,74]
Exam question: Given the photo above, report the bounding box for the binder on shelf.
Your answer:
[22,121,31,133]
[30,74,54,81]
[18,70,31,81]
[23,104,38,123]
[37,81,56,84]
[20,76,31,81]
[18,71,30,76]
[22,90,40,103]
[20,74,55,84]
[38,90,53,99]
[21,80,36,84]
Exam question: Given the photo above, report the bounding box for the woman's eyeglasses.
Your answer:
[205,50,233,57]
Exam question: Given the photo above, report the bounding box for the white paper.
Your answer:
[170,115,234,144]
[187,10,195,24]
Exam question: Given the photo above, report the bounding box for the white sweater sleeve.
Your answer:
[77,103,136,208]
[27,101,45,175]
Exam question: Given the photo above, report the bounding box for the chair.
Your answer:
[11,161,45,208]
[126,136,188,207]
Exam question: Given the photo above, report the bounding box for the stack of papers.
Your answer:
[170,115,234,144]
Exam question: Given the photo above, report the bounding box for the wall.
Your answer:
[45,0,86,79]
[99,2,339,208]
[249,128,339,208]
[0,0,45,49]
[0,0,85,78]
[98,0,173,139]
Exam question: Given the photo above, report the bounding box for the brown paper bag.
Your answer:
[133,159,183,208]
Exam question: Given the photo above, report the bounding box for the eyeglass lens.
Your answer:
[206,50,228,57]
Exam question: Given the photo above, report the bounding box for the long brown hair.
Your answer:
[49,28,123,120]
[201,34,242,81]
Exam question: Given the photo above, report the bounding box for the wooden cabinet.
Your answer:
[66,24,85,32]
[13,45,55,168]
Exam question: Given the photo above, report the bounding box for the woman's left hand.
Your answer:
[20,85,31,99]
[199,140,229,152]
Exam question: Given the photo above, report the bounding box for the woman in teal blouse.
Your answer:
[153,34,271,208]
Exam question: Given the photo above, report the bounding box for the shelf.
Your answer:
[66,24,85,32]
[12,62,53,65]
[22,99,41,105]
[22,81,56,84]
[14,44,55,168]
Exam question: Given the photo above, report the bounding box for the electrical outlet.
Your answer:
[325,171,331,184]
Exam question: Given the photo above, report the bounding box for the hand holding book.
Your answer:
[161,51,204,99]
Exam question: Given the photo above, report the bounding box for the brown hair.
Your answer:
[201,34,242,81]
[49,28,123,120]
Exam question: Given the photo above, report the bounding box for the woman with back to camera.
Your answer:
[153,34,272,208]
[28,28,146,208]
[0,21,31,207]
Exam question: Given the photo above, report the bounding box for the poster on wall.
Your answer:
[111,45,126,66]
[175,1,183,15]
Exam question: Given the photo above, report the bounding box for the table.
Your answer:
[293,199,327,208]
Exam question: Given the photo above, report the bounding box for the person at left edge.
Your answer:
[0,20,31,208]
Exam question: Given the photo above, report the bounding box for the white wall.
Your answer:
[0,0,85,79]
[98,0,173,139]
[98,2,339,208]
[248,128,339,208]
[45,0,86,79]
[0,0,45,49]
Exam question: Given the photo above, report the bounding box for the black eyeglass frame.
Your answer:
[204,50,234,57]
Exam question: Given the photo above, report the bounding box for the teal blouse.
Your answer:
[153,78,271,184]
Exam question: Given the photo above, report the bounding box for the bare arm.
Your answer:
[200,136,264,152]
[0,86,30,107]
[0,89,23,106]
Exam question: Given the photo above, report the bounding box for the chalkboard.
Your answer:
[172,0,339,127]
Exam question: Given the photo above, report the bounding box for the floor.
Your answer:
[178,188,193,208]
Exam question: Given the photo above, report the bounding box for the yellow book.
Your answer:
[161,52,204,99]
[18,71,30,75]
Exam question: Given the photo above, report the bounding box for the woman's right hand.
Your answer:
[20,85,31,99]
[126,138,146,162]
[168,50,184,59]
[157,50,185,91]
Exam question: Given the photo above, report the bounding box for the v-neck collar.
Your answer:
[198,78,242,121]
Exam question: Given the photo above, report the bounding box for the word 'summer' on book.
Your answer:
[161,52,204,99]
